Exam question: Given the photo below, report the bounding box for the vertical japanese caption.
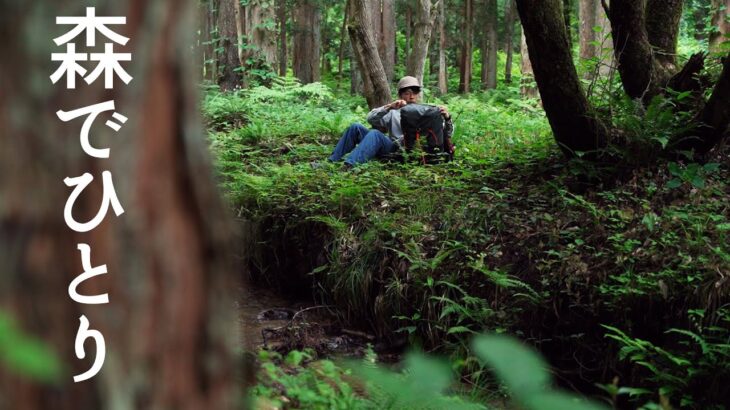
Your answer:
[50,7,131,383]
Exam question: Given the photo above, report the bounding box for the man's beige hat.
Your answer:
[397,76,420,91]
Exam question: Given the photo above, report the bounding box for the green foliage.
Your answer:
[603,311,730,409]
[0,311,62,383]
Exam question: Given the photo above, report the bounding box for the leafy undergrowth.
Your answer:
[207,79,730,409]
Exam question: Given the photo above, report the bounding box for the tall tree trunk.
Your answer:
[218,0,244,90]
[438,0,448,94]
[710,0,730,52]
[645,0,683,70]
[406,0,436,86]
[202,0,218,82]
[516,0,608,155]
[246,0,279,68]
[347,0,391,108]
[563,0,574,50]
[338,1,350,86]
[293,0,321,84]
[519,29,538,98]
[459,0,474,93]
[608,0,675,103]
[277,0,287,76]
[504,0,517,83]
[481,0,498,89]
[0,1,238,408]
[382,0,397,84]
[405,4,412,64]
[674,52,730,154]
[579,0,613,78]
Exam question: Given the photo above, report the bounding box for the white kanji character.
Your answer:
[68,244,109,305]
[73,315,106,382]
[64,172,125,233]
[84,43,132,88]
[56,101,128,158]
[55,7,128,47]
[50,43,88,89]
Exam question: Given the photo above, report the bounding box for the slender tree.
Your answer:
[382,0,397,84]
[277,0,287,76]
[347,0,391,107]
[504,0,517,83]
[0,0,239,408]
[406,0,437,86]
[218,0,244,90]
[709,0,730,52]
[293,0,322,83]
[437,0,448,94]
[459,0,474,93]
[245,0,279,68]
[579,0,613,78]
[481,0,498,89]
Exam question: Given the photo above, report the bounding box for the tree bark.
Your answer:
[347,0,391,108]
[481,0,498,89]
[202,0,218,82]
[710,0,730,52]
[0,1,238,408]
[406,0,436,86]
[218,0,244,90]
[579,0,613,78]
[563,0,574,50]
[382,0,397,84]
[646,0,684,70]
[245,0,279,68]
[505,0,517,83]
[519,29,538,98]
[516,0,609,155]
[459,0,474,93]
[608,0,670,103]
[674,53,730,154]
[293,0,321,84]
[277,0,287,76]
[438,0,448,94]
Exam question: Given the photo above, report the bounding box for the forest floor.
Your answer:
[205,78,730,409]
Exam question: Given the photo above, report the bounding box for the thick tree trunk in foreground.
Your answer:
[459,0,474,93]
[710,0,730,52]
[481,0,498,89]
[218,0,244,90]
[504,0,517,83]
[293,0,321,83]
[438,0,448,94]
[348,0,391,108]
[0,1,238,408]
[517,0,608,155]
[406,0,435,86]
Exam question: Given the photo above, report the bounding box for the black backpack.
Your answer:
[400,103,454,164]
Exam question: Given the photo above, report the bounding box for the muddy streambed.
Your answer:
[239,280,397,359]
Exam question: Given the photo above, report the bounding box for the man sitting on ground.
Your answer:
[326,76,453,168]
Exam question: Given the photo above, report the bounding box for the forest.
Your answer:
[0,0,729,409]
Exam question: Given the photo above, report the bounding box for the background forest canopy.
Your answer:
[202,0,729,165]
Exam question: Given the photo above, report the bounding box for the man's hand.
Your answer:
[388,99,407,110]
[439,106,451,120]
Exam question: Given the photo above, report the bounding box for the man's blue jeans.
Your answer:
[329,123,396,166]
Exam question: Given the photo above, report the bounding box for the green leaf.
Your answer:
[0,312,62,383]
[471,334,550,396]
